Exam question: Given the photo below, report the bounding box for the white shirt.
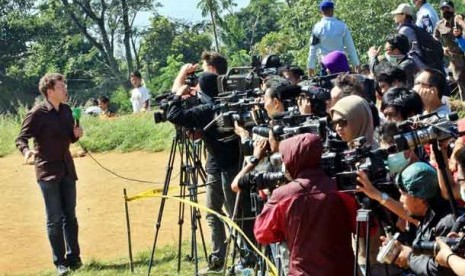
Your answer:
[416,3,439,35]
[130,86,150,113]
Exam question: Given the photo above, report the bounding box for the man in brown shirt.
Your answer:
[434,1,465,99]
[15,73,84,276]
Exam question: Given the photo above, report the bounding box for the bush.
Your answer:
[79,113,174,153]
[111,86,132,114]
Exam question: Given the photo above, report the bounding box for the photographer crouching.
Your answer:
[232,133,354,275]
[166,52,255,274]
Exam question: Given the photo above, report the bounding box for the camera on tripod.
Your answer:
[394,112,460,151]
[153,91,201,124]
[216,54,282,94]
[237,171,287,191]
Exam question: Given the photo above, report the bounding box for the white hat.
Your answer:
[390,3,413,16]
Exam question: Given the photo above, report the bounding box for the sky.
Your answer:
[134,0,251,27]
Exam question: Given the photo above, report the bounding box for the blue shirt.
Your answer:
[307,17,360,70]
[415,3,439,35]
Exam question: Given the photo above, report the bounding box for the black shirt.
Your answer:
[166,96,241,174]
[15,101,78,182]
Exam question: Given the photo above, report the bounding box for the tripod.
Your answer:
[147,127,209,275]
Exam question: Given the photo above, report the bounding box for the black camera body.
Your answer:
[321,137,394,192]
[153,92,201,124]
[413,236,465,256]
[185,73,199,87]
[252,112,328,141]
[237,171,287,191]
[394,112,460,151]
[211,97,268,133]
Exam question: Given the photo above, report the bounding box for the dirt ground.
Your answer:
[0,151,208,275]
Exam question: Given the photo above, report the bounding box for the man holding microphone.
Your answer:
[16,73,84,276]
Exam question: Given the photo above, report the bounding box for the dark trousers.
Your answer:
[38,176,80,267]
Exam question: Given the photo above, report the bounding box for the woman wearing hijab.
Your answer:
[330,95,376,149]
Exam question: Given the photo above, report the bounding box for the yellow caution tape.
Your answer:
[125,191,277,275]
[125,186,181,202]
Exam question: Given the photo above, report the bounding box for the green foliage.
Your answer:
[221,0,284,53]
[147,54,184,95]
[110,86,133,114]
[0,113,21,157]
[78,113,174,153]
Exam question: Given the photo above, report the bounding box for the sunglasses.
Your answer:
[332,117,348,128]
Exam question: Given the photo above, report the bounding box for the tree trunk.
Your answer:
[209,9,220,51]
[121,0,134,76]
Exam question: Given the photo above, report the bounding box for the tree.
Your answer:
[254,0,407,69]
[140,17,211,82]
[197,0,236,51]
[59,0,155,79]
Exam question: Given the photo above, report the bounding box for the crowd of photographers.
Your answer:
[152,1,465,275]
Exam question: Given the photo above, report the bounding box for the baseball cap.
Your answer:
[319,0,334,11]
[390,3,413,16]
[439,1,454,9]
[396,162,439,200]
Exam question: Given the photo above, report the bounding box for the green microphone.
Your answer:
[72,107,82,127]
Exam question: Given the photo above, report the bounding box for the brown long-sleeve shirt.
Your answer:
[15,101,78,182]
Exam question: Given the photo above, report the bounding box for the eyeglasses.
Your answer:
[331,117,348,128]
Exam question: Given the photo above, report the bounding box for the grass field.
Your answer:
[30,244,198,276]
[0,111,174,157]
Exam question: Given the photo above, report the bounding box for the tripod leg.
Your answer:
[223,192,242,275]
[123,189,134,272]
[147,137,178,276]
[177,182,187,272]
[365,213,371,276]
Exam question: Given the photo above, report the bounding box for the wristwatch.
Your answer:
[248,156,260,166]
[380,192,389,205]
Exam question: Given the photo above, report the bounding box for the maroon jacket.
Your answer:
[254,134,354,276]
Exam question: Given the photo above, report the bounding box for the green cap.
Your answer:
[396,162,439,200]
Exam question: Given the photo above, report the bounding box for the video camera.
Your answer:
[321,137,395,192]
[298,83,330,117]
[394,112,461,151]
[413,236,465,256]
[217,54,282,94]
[252,112,328,141]
[237,171,287,191]
[413,215,465,256]
[208,99,268,133]
[152,91,201,124]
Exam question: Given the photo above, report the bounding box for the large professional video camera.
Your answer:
[217,55,282,94]
[208,97,268,133]
[237,171,287,191]
[152,91,201,123]
[394,112,461,151]
[252,112,328,141]
[321,137,395,192]
[298,82,330,117]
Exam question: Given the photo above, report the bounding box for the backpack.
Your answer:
[402,23,444,71]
